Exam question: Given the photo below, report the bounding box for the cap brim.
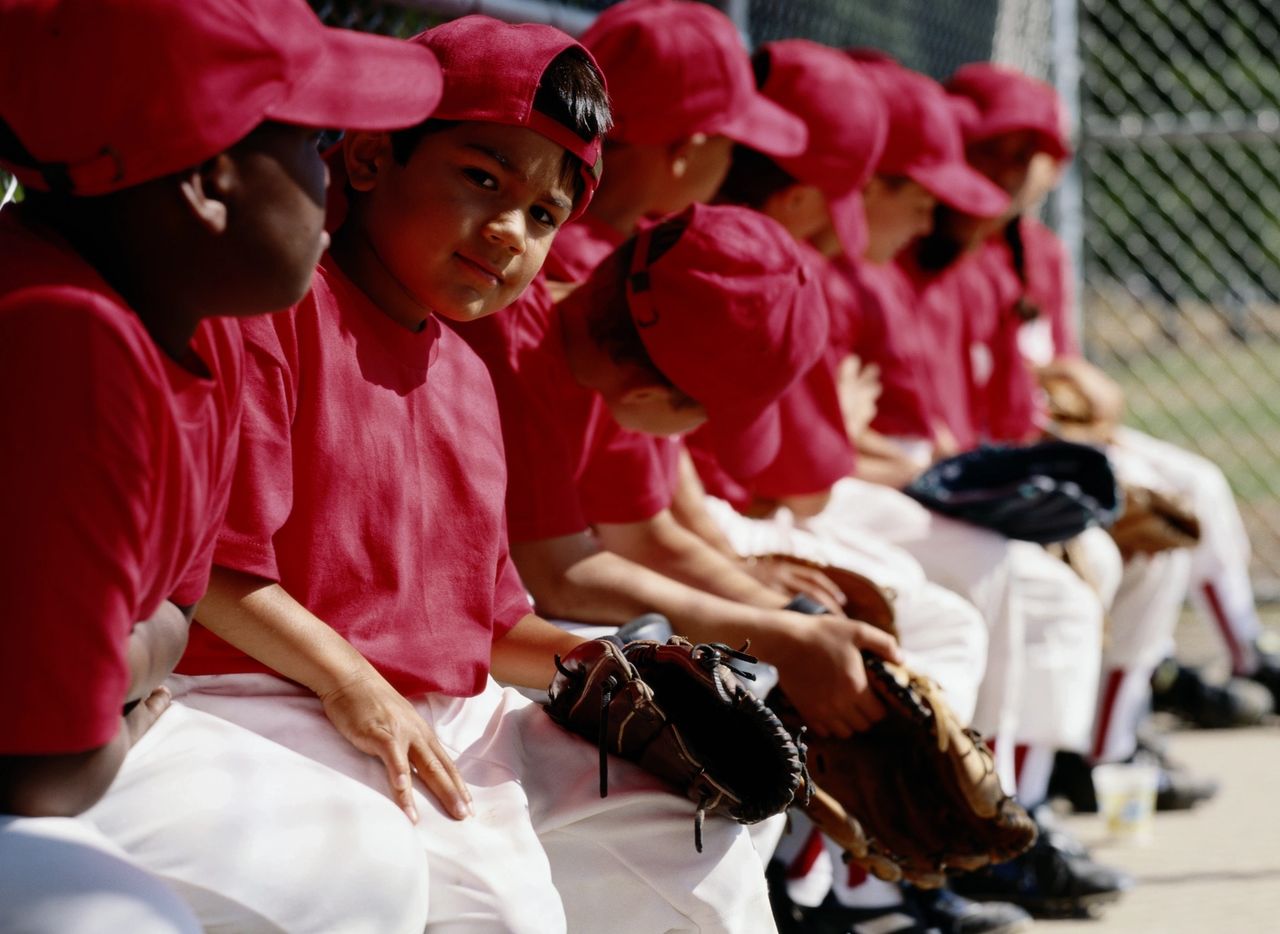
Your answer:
[715,92,808,159]
[827,187,869,259]
[705,402,783,481]
[267,28,444,132]
[907,160,1010,218]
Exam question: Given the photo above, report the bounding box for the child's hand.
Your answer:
[124,686,172,745]
[319,673,473,823]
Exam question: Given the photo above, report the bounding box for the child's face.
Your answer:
[225,122,331,312]
[862,176,937,264]
[355,122,576,323]
[964,130,1041,209]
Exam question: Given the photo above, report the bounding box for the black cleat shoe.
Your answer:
[793,895,940,934]
[903,884,1032,934]
[1245,660,1280,711]
[949,829,1132,918]
[1047,750,1099,813]
[1150,658,1272,728]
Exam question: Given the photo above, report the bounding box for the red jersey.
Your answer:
[449,278,678,543]
[181,257,530,698]
[1020,217,1079,358]
[0,210,243,754]
[897,251,981,450]
[834,257,941,443]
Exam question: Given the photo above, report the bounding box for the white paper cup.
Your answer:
[1092,762,1159,842]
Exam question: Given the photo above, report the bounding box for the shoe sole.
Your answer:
[959,887,1124,920]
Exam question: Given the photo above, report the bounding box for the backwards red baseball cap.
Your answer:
[410,16,607,218]
[581,0,806,158]
[757,40,890,258]
[946,63,1071,160]
[853,56,1011,219]
[0,0,444,196]
[625,203,828,477]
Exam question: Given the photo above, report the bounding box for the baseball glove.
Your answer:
[770,657,1037,888]
[545,636,808,851]
[761,554,898,636]
[904,440,1121,544]
[1108,484,1201,560]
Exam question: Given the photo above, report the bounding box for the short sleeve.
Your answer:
[213,312,299,581]
[578,424,678,526]
[0,294,154,754]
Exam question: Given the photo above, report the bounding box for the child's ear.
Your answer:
[343,131,393,192]
[178,154,233,235]
[667,133,710,180]
[619,384,677,407]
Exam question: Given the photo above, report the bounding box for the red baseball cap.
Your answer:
[853,56,1010,219]
[946,63,1071,160]
[414,16,606,217]
[626,203,828,477]
[581,0,806,157]
[757,40,889,258]
[0,0,444,195]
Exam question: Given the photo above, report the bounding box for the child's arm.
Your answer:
[125,600,193,704]
[196,566,473,823]
[0,689,170,817]
[508,533,898,735]
[489,615,586,689]
[669,449,845,612]
[594,510,793,608]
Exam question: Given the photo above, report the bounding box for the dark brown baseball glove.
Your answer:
[771,656,1037,888]
[1108,484,1201,559]
[545,636,808,851]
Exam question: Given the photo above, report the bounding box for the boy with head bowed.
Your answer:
[175,16,781,932]
[0,0,445,929]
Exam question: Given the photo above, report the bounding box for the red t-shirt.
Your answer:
[834,257,940,443]
[180,258,530,698]
[965,235,1040,443]
[450,277,677,542]
[898,252,980,451]
[1021,217,1079,358]
[544,213,627,284]
[0,210,242,755]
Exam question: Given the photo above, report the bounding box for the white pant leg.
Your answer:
[1008,541,1106,753]
[174,674,775,934]
[1113,427,1261,672]
[86,702,430,934]
[1092,548,1194,762]
[797,480,1023,783]
[0,816,200,934]
[704,496,987,722]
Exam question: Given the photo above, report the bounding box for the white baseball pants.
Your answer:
[1,703,431,933]
[170,673,776,934]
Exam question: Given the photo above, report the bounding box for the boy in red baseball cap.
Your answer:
[0,0,445,929]
[545,0,807,284]
[171,16,784,931]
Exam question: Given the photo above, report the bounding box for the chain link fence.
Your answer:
[1078,0,1280,596]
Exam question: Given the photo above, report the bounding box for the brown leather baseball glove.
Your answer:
[545,636,808,851]
[771,656,1037,888]
[1108,484,1201,560]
